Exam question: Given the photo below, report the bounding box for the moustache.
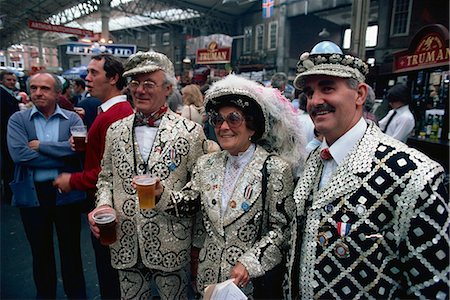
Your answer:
[309,104,336,116]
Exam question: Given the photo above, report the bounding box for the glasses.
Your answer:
[128,80,162,91]
[209,111,245,128]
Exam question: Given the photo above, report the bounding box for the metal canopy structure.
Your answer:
[0,0,260,49]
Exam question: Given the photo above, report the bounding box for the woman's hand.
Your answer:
[230,262,250,288]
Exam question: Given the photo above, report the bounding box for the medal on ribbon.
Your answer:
[337,222,351,237]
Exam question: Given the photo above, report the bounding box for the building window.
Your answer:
[255,24,264,51]
[243,26,252,54]
[268,21,278,50]
[162,32,170,45]
[343,25,378,49]
[390,0,412,36]
[150,33,156,46]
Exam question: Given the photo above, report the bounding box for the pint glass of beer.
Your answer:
[134,175,157,209]
[70,125,87,152]
[92,207,117,246]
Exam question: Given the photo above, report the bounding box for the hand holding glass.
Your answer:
[70,125,87,152]
[92,207,117,246]
[134,175,157,209]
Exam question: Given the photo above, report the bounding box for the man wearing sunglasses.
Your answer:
[88,51,207,299]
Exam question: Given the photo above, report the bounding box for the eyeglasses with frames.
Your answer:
[209,111,245,128]
[128,80,162,91]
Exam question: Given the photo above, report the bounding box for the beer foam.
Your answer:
[93,213,116,224]
[135,177,156,186]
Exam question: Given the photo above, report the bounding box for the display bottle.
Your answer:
[430,115,440,140]
[437,115,443,139]
[426,114,433,137]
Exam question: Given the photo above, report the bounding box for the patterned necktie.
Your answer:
[134,105,168,127]
[320,148,333,161]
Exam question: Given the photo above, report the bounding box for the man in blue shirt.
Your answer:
[7,72,87,299]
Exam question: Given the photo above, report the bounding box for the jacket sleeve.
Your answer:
[238,156,296,278]
[7,112,66,169]
[38,113,84,157]
[95,125,114,207]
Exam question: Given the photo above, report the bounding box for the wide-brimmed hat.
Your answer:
[123,51,175,78]
[205,74,307,175]
[205,75,268,140]
[293,41,369,89]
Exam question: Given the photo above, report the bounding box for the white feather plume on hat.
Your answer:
[205,74,307,175]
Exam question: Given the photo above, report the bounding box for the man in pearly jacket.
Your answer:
[90,51,207,299]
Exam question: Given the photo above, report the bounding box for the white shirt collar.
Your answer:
[99,95,127,113]
[321,117,367,165]
[394,104,409,113]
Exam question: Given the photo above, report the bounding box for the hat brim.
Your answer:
[123,65,163,77]
[293,64,364,90]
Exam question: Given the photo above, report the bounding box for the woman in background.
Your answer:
[181,84,205,124]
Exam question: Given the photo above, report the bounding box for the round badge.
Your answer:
[355,204,366,215]
[334,242,350,258]
[211,199,217,205]
[230,200,237,208]
[325,204,334,213]
[241,202,250,212]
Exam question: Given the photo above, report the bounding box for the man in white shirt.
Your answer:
[378,83,415,142]
[285,41,449,299]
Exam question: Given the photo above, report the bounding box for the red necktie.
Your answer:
[320,148,332,160]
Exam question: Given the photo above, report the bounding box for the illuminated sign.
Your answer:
[65,43,136,58]
[196,41,231,64]
[394,25,449,73]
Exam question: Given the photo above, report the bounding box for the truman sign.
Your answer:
[65,43,136,58]
[394,24,449,73]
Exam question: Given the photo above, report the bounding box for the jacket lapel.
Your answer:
[312,123,378,210]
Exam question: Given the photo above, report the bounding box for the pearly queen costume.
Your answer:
[158,74,307,296]
[285,41,450,299]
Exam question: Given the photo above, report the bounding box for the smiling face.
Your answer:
[214,106,255,156]
[129,70,172,115]
[304,75,367,145]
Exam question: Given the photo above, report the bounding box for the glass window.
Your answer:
[244,26,252,54]
[390,0,412,36]
[343,25,378,49]
[268,21,278,50]
[150,33,156,46]
[255,24,264,51]
[162,32,170,45]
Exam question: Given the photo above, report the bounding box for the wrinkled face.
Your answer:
[29,74,59,115]
[213,106,255,156]
[128,70,172,115]
[85,58,116,100]
[2,74,17,90]
[304,75,366,145]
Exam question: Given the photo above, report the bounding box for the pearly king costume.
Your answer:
[95,51,208,299]
[285,41,450,299]
[158,75,307,296]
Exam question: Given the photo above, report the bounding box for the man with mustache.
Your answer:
[285,41,449,299]
[54,53,134,299]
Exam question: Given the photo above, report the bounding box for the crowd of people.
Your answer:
[0,40,448,300]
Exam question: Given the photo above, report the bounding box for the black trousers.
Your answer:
[19,181,86,299]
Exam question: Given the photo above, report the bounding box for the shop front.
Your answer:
[389,24,449,172]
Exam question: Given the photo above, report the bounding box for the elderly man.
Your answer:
[54,53,134,299]
[285,41,449,299]
[7,73,87,299]
[88,51,207,299]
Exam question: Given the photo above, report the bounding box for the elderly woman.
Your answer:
[155,74,306,297]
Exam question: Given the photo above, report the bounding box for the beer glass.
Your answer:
[70,125,87,152]
[134,175,157,209]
